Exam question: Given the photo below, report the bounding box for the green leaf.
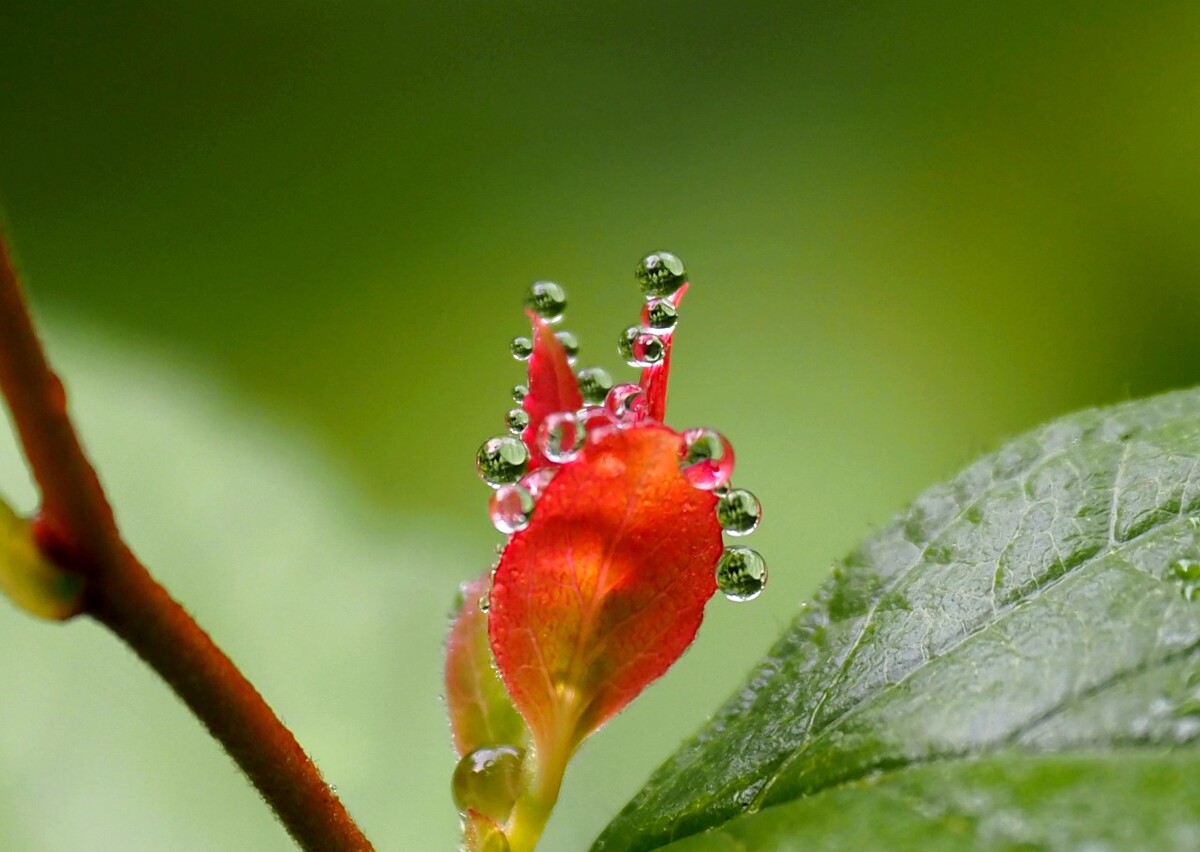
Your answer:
[0,499,84,620]
[596,388,1200,850]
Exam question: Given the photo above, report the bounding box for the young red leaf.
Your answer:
[445,572,529,758]
[520,313,582,471]
[488,423,722,760]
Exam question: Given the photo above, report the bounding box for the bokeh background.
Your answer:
[2,2,1200,849]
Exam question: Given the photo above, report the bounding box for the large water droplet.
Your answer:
[520,467,557,499]
[510,336,533,361]
[635,251,687,299]
[476,436,529,487]
[716,547,767,601]
[642,298,679,335]
[489,484,535,534]
[511,384,529,404]
[504,407,530,434]
[629,332,665,367]
[576,367,614,405]
[680,428,735,490]
[717,488,762,536]
[524,281,567,323]
[451,745,525,823]
[538,411,584,463]
[555,330,580,363]
[605,383,647,424]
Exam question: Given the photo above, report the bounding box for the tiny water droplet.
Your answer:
[330,784,337,793]
[636,251,687,299]
[504,407,530,434]
[629,332,665,367]
[524,281,567,323]
[680,428,735,490]
[576,367,614,405]
[520,467,557,499]
[510,336,533,361]
[451,745,525,822]
[642,298,679,335]
[538,411,584,463]
[716,547,767,601]
[476,436,530,488]
[489,484,535,534]
[577,405,617,444]
[717,488,762,536]
[511,384,528,404]
[605,383,647,424]
[478,594,490,612]
[555,330,580,363]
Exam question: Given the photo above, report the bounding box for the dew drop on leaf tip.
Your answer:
[642,297,679,334]
[524,281,567,323]
[636,251,687,299]
[716,546,767,602]
[476,435,530,488]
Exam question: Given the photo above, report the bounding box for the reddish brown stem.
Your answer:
[0,231,373,851]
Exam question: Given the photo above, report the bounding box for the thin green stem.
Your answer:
[0,229,374,851]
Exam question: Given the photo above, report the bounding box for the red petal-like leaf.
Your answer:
[521,313,582,470]
[445,572,530,757]
[639,283,688,423]
[488,424,722,758]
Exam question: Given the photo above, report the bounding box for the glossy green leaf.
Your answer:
[597,388,1200,850]
[0,499,84,620]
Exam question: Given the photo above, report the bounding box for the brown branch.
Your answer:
[0,231,374,851]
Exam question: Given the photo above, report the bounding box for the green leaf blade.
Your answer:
[596,389,1200,850]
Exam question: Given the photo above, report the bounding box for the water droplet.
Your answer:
[717,488,762,536]
[605,383,647,424]
[489,484,535,534]
[642,298,679,335]
[555,330,580,363]
[1171,559,1200,601]
[617,325,638,362]
[576,367,614,405]
[524,281,567,323]
[510,336,533,361]
[635,251,687,299]
[511,384,528,404]
[504,408,530,434]
[716,547,767,601]
[451,745,525,822]
[577,405,617,444]
[629,333,665,367]
[520,467,557,499]
[478,594,490,612]
[538,411,584,463]
[476,436,530,488]
[680,428,735,490]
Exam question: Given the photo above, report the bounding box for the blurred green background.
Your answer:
[2,1,1200,849]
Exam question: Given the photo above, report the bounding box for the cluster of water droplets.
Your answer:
[474,255,768,602]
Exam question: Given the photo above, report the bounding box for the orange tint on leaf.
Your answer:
[445,572,530,757]
[488,424,722,757]
[521,313,582,471]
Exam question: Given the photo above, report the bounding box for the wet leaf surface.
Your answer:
[597,388,1200,850]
